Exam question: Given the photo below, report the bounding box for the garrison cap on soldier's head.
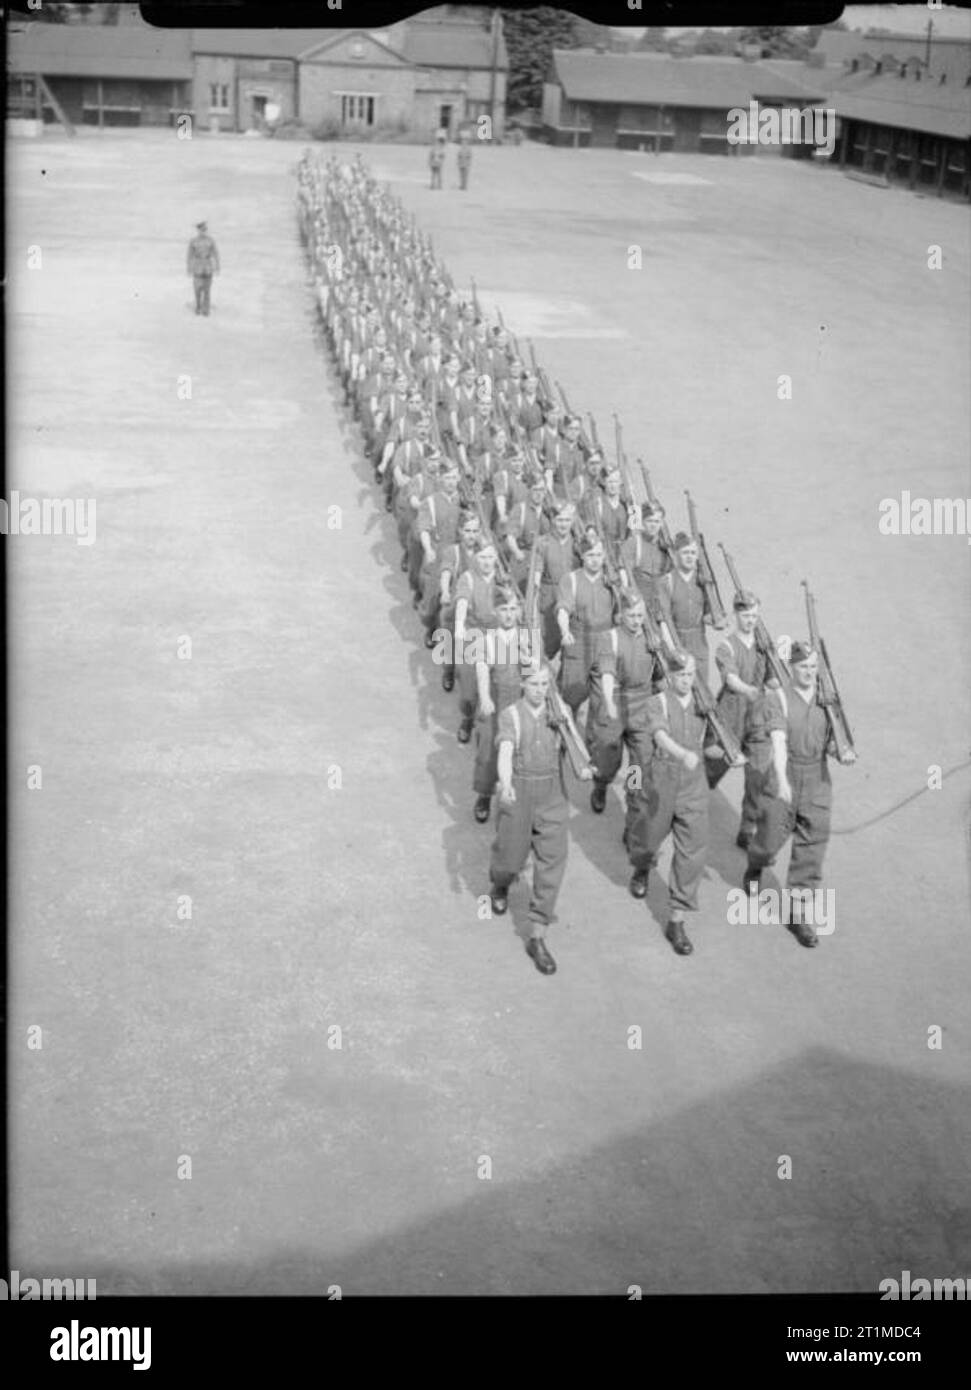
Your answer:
[790,640,816,665]
[666,650,694,673]
[520,657,552,683]
[641,501,665,520]
[733,589,760,611]
[673,531,694,551]
[526,472,546,490]
[440,458,459,475]
[196,220,208,230]
[555,501,576,518]
[495,585,520,609]
[580,535,604,556]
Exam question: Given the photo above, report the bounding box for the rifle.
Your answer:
[612,415,644,514]
[639,461,675,553]
[588,414,601,453]
[802,581,856,762]
[717,545,791,689]
[471,276,480,322]
[516,340,549,414]
[684,490,727,629]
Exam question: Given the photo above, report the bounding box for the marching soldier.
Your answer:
[626,651,709,957]
[707,590,774,850]
[489,661,588,976]
[187,219,220,316]
[472,586,529,823]
[417,458,463,645]
[453,536,501,743]
[744,641,856,948]
[437,510,482,693]
[620,501,670,606]
[501,473,550,589]
[587,591,660,823]
[536,502,581,658]
[556,535,615,715]
[656,531,726,679]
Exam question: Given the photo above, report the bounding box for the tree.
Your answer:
[738,26,810,59]
[503,7,578,114]
[638,27,668,52]
[692,29,733,56]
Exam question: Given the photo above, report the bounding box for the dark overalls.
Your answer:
[628,689,709,920]
[490,700,569,933]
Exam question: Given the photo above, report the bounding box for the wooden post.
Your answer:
[861,122,873,172]
[98,78,104,130]
[936,138,947,196]
[886,125,898,181]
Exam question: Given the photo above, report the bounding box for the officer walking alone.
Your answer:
[187,220,220,316]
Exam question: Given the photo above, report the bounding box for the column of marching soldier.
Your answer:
[297,151,856,978]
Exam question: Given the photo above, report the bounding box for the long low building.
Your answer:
[540,42,970,199]
[541,49,827,154]
[7,21,193,129]
[7,8,508,140]
[831,63,970,198]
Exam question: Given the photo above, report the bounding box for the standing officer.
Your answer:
[429,133,446,190]
[626,650,709,957]
[489,661,589,976]
[744,641,856,948]
[457,132,473,190]
[187,220,220,316]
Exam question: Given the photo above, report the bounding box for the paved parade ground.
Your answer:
[8,129,971,1295]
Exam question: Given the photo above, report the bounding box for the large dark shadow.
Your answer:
[86,1051,971,1296]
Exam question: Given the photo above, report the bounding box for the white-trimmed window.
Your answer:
[340,93,375,128]
[209,83,230,111]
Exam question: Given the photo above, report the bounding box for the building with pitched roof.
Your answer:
[541,49,827,153]
[815,30,971,196]
[7,17,193,129]
[7,7,508,139]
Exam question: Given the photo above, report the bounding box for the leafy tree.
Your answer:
[503,7,578,113]
[638,27,668,51]
[692,29,733,56]
[738,26,808,59]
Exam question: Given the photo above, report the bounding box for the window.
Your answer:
[209,83,229,111]
[340,94,375,127]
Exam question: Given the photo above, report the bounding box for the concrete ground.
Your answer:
[7,129,970,1296]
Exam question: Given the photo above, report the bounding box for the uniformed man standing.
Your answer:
[744,641,856,948]
[457,133,473,190]
[489,661,588,975]
[187,220,220,316]
[429,133,446,190]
